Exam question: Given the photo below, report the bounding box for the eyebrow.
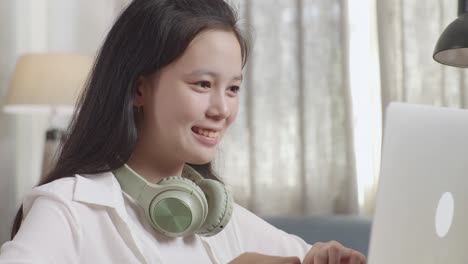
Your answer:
[186,69,243,82]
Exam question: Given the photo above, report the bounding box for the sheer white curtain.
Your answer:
[219,0,359,216]
[377,0,464,109]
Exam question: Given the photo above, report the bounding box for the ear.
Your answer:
[133,76,147,107]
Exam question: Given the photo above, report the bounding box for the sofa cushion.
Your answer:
[263,216,372,256]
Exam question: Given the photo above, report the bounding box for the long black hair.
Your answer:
[11,0,250,239]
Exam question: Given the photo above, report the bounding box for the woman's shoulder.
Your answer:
[231,203,279,232]
[19,176,80,223]
[32,176,77,197]
[24,176,78,207]
[232,203,268,222]
[22,172,116,215]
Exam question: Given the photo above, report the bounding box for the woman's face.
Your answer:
[136,30,243,165]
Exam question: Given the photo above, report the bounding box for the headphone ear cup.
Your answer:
[149,176,208,237]
[195,179,234,236]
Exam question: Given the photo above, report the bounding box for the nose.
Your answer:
[206,91,230,120]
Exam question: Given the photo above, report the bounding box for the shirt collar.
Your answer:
[73,172,151,263]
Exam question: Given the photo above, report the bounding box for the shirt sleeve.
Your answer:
[0,192,81,264]
[232,204,312,261]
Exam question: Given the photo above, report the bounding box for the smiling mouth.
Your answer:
[191,127,221,139]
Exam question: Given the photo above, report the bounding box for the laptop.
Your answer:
[368,103,467,263]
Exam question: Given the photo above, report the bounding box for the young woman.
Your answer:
[0,0,366,263]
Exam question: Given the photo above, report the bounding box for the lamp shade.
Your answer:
[3,53,93,113]
[433,0,468,67]
[433,13,468,67]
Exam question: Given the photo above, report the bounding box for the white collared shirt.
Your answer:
[0,172,312,263]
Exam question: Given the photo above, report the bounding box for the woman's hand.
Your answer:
[303,241,366,264]
[229,252,301,264]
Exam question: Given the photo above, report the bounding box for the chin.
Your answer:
[186,157,213,165]
[185,151,215,165]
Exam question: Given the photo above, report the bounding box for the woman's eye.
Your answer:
[195,81,211,88]
[229,86,240,94]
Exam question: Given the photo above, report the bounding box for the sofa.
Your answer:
[263,215,372,256]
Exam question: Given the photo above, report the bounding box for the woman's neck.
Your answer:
[126,146,184,184]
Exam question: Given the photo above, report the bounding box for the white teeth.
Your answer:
[194,127,220,138]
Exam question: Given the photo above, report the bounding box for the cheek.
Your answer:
[154,87,207,126]
[150,90,181,132]
[226,98,239,125]
[176,93,209,123]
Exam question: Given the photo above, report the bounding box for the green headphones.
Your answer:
[113,164,233,237]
